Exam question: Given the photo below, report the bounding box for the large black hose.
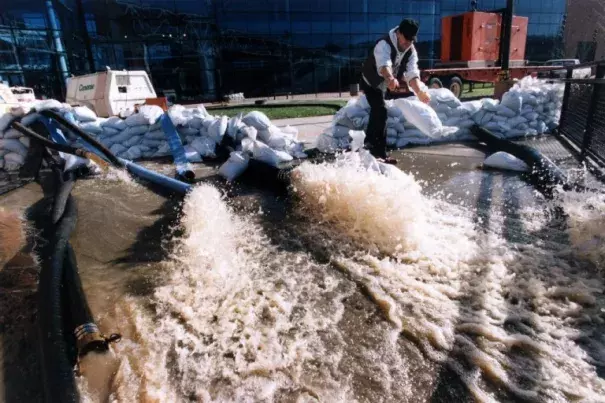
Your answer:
[38,109,123,168]
[471,125,573,196]
[37,194,79,403]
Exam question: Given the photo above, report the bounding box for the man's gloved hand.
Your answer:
[387,77,400,91]
[417,90,431,104]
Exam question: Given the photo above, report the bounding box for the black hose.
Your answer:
[11,122,80,155]
[38,109,124,168]
[471,125,574,197]
[37,194,79,403]
[52,169,76,225]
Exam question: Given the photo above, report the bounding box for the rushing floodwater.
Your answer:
[2,150,605,402]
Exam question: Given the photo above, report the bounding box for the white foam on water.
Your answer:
[291,156,605,402]
[82,183,416,402]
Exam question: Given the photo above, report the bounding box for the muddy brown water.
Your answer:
[1,145,604,402]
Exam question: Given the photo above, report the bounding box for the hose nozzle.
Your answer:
[75,323,121,357]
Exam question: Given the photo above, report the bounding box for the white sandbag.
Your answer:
[344,104,367,120]
[33,99,63,111]
[242,111,272,130]
[516,123,529,131]
[190,137,216,157]
[110,143,127,155]
[137,144,151,152]
[105,131,132,147]
[404,128,427,138]
[444,117,461,127]
[497,121,512,132]
[252,140,293,167]
[125,105,164,126]
[492,115,508,122]
[437,113,448,122]
[145,129,165,140]
[433,104,453,114]
[73,106,97,122]
[266,133,290,151]
[501,91,523,113]
[123,125,149,137]
[459,100,483,115]
[124,135,143,148]
[101,116,128,131]
[183,145,202,163]
[481,98,500,112]
[219,151,249,182]
[458,119,476,129]
[0,150,8,158]
[226,113,243,140]
[508,116,528,127]
[3,129,22,140]
[9,105,31,117]
[208,116,228,143]
[167,105,191,126]
[391,121,406,133]
[394,98,443,138]
[0,114,15,132]
[124,146,142,160]
[496,105,517,118]
[483,152,529,172]
[484,122,503,132]
[177,127,199,137]
[19,137,30,148]
[103,127,120,136]
[4,152,25,165]
[536,121,548,134]
[331,124,351,138]
[474,110,495,125]
[387,105,403,119]
[0,139,28,156]
[386,136,397,146]
[428,88,462,108]
[187,117,204,130]
[80,120,104,134]
[237,126,257,142]
[523,112,539,121]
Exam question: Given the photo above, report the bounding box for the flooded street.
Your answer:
[2,145,605,402]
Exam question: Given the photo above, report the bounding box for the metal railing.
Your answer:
[557,61,605,169]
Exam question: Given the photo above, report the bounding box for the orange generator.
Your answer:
[441,11,528,67]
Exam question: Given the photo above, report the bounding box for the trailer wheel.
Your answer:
[449,77,463,98]
[428,77,443,89]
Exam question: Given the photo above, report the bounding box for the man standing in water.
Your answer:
[361,19,431,164]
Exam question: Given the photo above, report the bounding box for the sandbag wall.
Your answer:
[0,101,307,180]
[317,76,564,153]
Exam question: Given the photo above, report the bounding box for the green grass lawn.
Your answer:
[460,84,495,99]
[207,101,346,120]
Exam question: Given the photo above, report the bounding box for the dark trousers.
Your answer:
[360,79,387,158]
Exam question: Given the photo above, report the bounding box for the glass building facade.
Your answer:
[0,0,567,101]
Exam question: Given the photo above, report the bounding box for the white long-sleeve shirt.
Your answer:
[368,27,421,91]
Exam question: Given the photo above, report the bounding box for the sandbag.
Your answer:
[523,112,539,121]
[386,136,397,146]
[187,117,204,130]
[208,116,228,143]
[123,146,142,160]
[501,91,522,113]
[101,116,128,131]
[103,127,120,136]
[0,114,15,132]
[237,126,257,142]
[317,132,339,154]
[481,98,500,112]
[4,152,25,165]
[145,129,165,140]
[122,125,149,137]
[459,100,483,115]
[219,151,249,182]
[19,137,30,148]
[536,121,548,134]
[226,113,243,140]
[473,110,495,125]
[458,119,476,129]
[125,105,164,126]
[496,105,517,118]
[168,105,190,126]
[242,111,271,130]
[80,120,104,134]
[177,127,199,137]
[190,137,216,157]
[3,129,22,140]
[483,151,529,172]
[124,135,143,148]
[428,88,462,108]
[394,98,444,138]
[33,99,63,111]
[252,140,293,167]
[109,143,127,155]
[386,128,397,137]
[0,139,28,156]
[73,106,97,122]
[183,145,202,163]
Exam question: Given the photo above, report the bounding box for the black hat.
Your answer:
[399,19,419,41]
